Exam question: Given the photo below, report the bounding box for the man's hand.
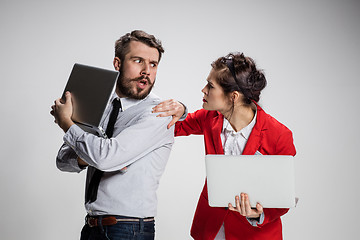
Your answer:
[152,99,185,129]
[228,193,263,219]
[50,91,75,132]
[77,157,89,169]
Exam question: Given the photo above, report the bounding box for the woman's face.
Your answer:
[201,69,232,113]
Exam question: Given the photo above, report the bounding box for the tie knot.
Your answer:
[113,98,122,110]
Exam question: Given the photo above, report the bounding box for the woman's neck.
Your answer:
[223,103,256,132]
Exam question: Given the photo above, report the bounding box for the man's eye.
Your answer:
[134,59,141,63]
[151,63,157,67]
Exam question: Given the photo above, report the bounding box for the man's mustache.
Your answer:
[134,75,151,83]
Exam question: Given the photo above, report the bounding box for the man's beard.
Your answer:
[117,74,155,100]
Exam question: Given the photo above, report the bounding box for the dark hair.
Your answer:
[115,30,164,62]
[211,52,267,104]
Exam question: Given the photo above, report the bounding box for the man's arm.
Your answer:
[52,92,89,172]
[52,92,173,172]
[56,143,86,173]
[63,111,174,172]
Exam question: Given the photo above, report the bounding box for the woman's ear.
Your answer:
[232,91,241,103]
[113,57,121,71]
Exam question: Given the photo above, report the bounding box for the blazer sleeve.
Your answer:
[257,127,296,228]
[174,109,208,137]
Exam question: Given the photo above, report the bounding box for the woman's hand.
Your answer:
[152,99,185,129]
[228,193,263,218]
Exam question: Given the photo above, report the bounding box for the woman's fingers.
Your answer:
[228,193,263,218]
[228,196,241,213]
[228,202,235,211]
[167,117,179,129]
[240,193,246,215]
[245,194,253,216]
[256,203,263,214]
[152,99,175,113]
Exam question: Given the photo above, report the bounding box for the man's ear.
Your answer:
[113,57,121,71]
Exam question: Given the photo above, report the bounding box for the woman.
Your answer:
[153,52,296,239]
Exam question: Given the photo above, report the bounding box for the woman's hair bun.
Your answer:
[212,52,267,103]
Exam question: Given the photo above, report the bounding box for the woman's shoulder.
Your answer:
[257,106,293,135]
[256,105,296,155]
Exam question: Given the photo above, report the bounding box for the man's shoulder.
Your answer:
[124,93,160,112]
[122,93,170,123]
[135,93,166,116]
[142,92,162,106]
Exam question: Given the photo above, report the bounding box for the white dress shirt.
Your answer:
[56,92,174,218]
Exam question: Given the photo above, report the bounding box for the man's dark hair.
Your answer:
[115,30,164,62]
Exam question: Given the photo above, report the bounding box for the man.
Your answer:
[51,30,174,240]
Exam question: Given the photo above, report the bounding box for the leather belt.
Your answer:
[86,216,155,227]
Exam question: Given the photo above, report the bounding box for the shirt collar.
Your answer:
[110,93,143,111]
[222,110,257,140]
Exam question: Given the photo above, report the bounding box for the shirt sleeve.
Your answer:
[63,112,174,172]
[246,212,265,226]
[56,143,84,173]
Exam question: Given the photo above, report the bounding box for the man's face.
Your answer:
[115,41,159,99]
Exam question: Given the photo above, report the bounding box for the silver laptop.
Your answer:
[62,63,119,137]
[205,154,296,208]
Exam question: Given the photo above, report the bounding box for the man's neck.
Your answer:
[115,88,125,98]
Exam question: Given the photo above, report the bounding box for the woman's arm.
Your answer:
[153,99,207,136]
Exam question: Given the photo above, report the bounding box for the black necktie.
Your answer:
[85,98,122,203]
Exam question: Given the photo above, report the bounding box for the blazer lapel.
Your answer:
[243,130,262,155]
[211,112,224,154]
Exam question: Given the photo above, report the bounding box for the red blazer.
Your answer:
[174,104,296,240]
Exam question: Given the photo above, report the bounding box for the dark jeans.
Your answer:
[80,216,155,240]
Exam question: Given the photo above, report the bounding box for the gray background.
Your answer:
[1,0,359,239]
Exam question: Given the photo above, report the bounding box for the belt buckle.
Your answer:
[87,216,97,227]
